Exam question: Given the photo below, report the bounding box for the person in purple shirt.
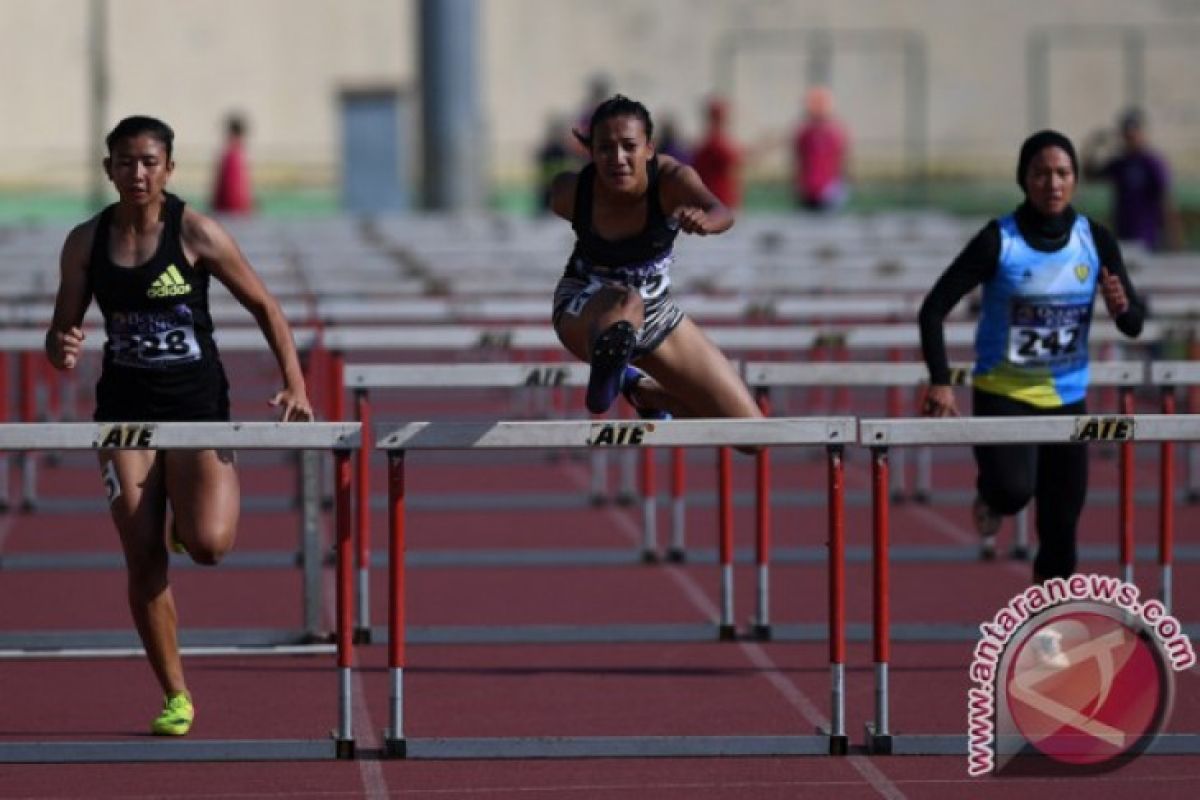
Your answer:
[1083,109,1179,251]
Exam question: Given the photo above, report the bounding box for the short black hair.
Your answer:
[226,113,246,137]
[1016,129,1077,191]
[573,94,654,150]
[105,116,175,160]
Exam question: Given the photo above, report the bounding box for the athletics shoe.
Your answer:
[168,523,186,556]
[973,496,1001,561]
[586,321,637,414]
[620,367,671,420]
[151,691,195,736]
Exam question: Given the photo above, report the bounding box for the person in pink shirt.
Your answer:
[792,86,849,211]
[210,114,254,215]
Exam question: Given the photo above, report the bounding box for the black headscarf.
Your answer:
[1016,130,1078,192]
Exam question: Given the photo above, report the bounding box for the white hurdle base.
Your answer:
[0,738,351,763]
[865,731,1200,756]
[387,734,839,759]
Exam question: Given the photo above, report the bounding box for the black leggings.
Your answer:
[972,389,1088,580]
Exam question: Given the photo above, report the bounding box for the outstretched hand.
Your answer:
[1099,266,1129,318]
[921,384,959,418]
[269,388,314,422]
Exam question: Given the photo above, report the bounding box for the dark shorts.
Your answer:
[94,361,230,422]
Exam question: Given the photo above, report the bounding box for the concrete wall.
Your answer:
[3,0,1199,195]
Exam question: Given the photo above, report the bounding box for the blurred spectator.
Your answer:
[655,114,691,164]
[1083,108,1180,251]
[210,113,254,215]
[792,86,849,211]
[691,97,742,208]
[534,115,575,214]
[572,73,614,156]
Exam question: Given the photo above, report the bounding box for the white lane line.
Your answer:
[323,564,388,799]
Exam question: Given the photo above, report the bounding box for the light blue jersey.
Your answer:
[973,214,1099,407]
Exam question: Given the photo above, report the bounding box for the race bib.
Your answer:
[1007,299,1091,366]
[108,308,202,368]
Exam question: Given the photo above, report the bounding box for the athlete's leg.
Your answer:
[633,318,761,419]
[971,390,1037,515]
[164,449,240,566]
[1032,404,1089,581]
[554,284,645,362]
[971,390,1038,560]
[555,284,647,413]
[101,449,182,695]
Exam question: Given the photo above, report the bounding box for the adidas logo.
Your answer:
[147,265,192,298]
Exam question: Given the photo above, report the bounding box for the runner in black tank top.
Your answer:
[549,94,761,426]
[89,192,230,421]
[45,116,313,737]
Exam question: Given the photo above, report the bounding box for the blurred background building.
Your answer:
[1,0,1199,233]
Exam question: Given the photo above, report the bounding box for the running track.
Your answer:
[1,355,1199,799]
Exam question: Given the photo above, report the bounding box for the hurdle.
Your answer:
[858,414,1200,756]
[345,362,663,638]
[0,421,360,762]
[376,417,853,758]
[1146,362,1200,613]
[9,327,320,511]
[0,329,337,641]
[746,360,1145,562]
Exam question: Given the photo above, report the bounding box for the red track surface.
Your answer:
[2,363,1199,798]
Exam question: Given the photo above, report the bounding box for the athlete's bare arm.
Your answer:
[548,171,578,223]
[45,220,97,370]
[657,155,735,235]
[180,209,313,421]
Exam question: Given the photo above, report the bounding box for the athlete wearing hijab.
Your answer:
[918,130,1145,578]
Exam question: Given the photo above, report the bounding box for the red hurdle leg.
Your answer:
[666,447,687,562]
[354,389,372,642]
[827,444,848,755]
[334,449,355,758]
[640,447,658,562]
[329,351,346,422]
[1119,387,1135,585]
[1161,388,1177,612]
[868,447,892,753]
[753,389,772,638]
[386,451,408,757]
[718,446,736,640]
[19,351,39,510]
[0,352,9,510]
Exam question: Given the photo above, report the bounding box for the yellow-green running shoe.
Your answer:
[151,691,194,736]
[168,523,187,556]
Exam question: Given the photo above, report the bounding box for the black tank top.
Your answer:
[88,192,220,373]
[566,157,679,282]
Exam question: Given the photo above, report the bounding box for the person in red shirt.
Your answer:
[210,114,254,215]
[792,86,849,211]
[691,97,742,209]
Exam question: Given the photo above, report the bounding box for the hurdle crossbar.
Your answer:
[0,421,360,762]
[376,417,854,758]
[858,414,1197,756]
[746,360,1144,387]
[322,323,1167,353]
[747,360,1144,539]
